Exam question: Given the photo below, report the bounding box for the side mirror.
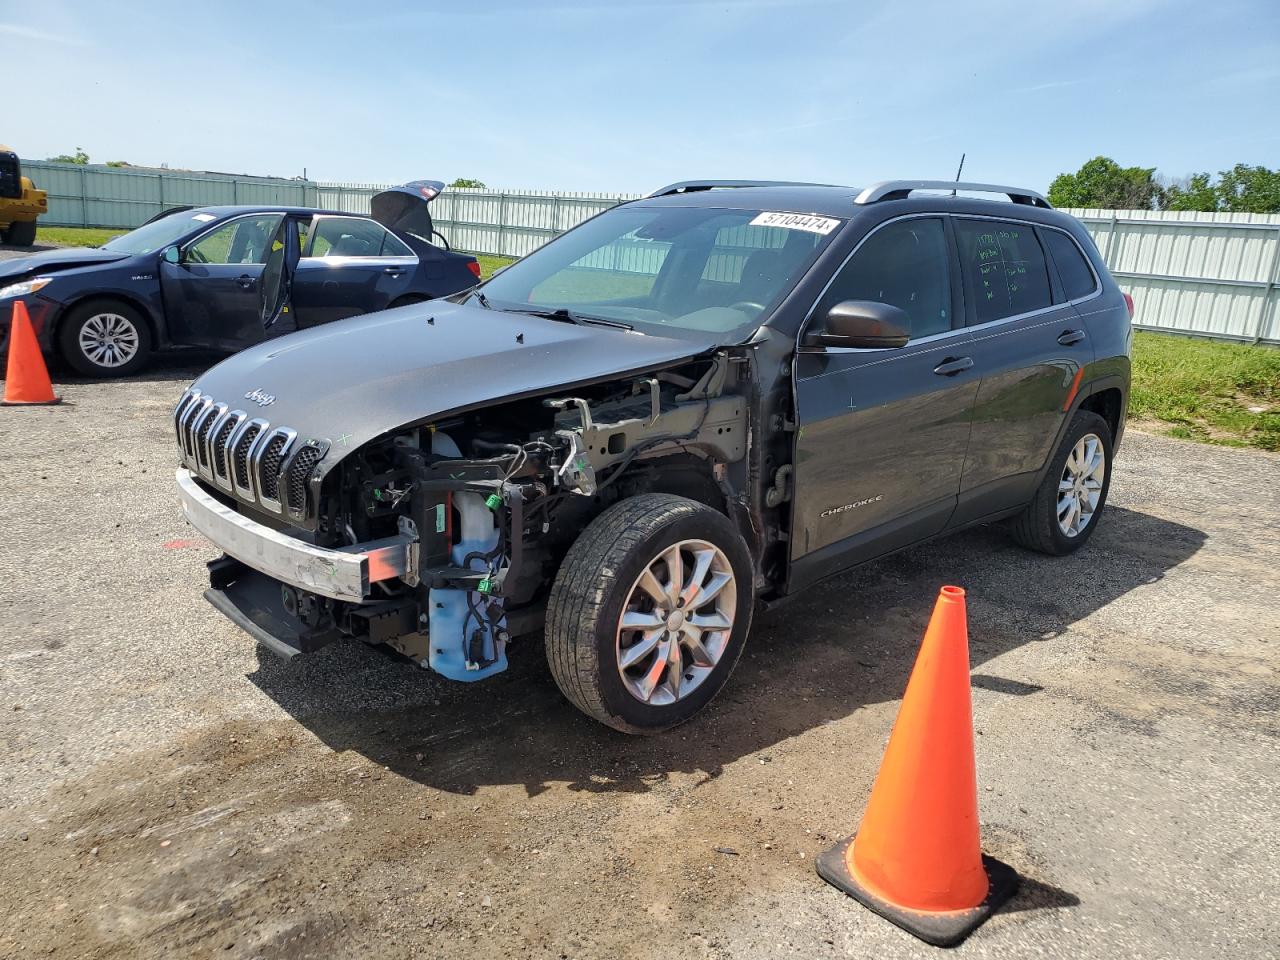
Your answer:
[808,300,909,349]
[161,245,181,265]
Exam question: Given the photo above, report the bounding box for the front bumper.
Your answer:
[176,467,412,603]
[0,295,58,352]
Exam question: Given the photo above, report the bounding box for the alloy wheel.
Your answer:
[615,539,737,706]
[1058,433,1106,537]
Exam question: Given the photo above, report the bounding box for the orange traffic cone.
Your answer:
[816,585,1018,946]
[2,300,60,406]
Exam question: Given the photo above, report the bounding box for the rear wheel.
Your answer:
[6,220,36,247]
[58,300,152,378]
[545,493,754,734]
[1009,410,1113,555]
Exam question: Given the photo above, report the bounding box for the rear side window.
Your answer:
[954,219,1053,324]
[815,217,952,339]
[306,217,411,258]
[1041,228,1098,301]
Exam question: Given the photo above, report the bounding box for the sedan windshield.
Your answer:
[101,211,220,255]
[476,205,840,336]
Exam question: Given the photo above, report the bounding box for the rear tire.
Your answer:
[6,220,36,246]
[58,299,152,378]
[545,493,754,734]
[1009,410,1113,555]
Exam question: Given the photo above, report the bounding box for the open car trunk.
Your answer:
[370,180,446,244]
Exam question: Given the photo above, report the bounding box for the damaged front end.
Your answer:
[177,354,748,682]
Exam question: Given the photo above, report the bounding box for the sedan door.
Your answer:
[290,215,418,328]
[159,213,285,350]
[790,216,979,590]
[948,218,1096,525]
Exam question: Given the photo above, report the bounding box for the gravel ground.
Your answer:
[1,344,1277,958]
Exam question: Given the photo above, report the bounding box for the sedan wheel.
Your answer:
[59,300,153,378]
[79,312,141,369]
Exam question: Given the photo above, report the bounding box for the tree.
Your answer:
[48,147,90,165]
[1214,164,1280,213]
[1163,173,1218,212]
[449,177,486,189]
[1047,156,1163,210]
[1161,164,1280,213]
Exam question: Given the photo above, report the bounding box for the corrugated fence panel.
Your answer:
[18,161,1279,344]
[1064,208,1280,344]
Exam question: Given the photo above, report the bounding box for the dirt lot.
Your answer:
[1,350,1278,959]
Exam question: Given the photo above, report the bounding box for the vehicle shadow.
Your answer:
[246,505,1204,799]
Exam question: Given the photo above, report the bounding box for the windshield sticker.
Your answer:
[191,213,217,222]
[749,211,840,235]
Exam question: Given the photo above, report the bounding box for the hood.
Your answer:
[190,300,719,473]
[369,180,445,240]
[0,247,131,283]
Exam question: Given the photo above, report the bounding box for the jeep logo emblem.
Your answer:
[244,388,276,407]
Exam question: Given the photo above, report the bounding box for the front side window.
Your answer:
[306,217,412,258]
[1041,228,1098,301]
[954,219,1053,323]
[186,215,284,265]
[813,217,952,340]
[476,205,838,337]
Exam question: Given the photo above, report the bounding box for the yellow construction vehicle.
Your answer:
[0,146,47,247]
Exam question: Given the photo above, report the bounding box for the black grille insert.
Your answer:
[211,416,240,478]
[258,433,289,501]
[285,446,323,515]
[233,423,263,489]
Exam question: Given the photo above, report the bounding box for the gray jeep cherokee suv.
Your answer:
[173,179,1131,733]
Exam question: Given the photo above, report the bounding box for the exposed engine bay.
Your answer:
[202,353,751,681]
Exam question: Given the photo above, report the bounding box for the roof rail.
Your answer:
[854,180,1052,209]
[646,179,841,198]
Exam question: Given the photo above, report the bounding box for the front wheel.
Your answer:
[58,300,153,378]
[545,493,754,734]
[5,220,36,246]
[1009,410,1113,555]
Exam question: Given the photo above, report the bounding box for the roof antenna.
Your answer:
[952,153,966,196]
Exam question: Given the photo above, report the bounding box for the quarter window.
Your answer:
[814,217,952,339]
[1041,228,1098,301]
[306,217,412,258]
[186,215,284,265]
[954,219,1053,324]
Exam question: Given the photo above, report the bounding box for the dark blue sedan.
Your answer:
[0,181,481,377]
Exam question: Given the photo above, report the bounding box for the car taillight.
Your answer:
[467,260,482,279]
[1122,293,1134,318]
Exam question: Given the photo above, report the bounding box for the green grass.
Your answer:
[1131,331,1280,451]
[476,254,514,280]
[36,225,125,248]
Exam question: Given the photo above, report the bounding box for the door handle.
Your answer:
[1057,329,1086,346]
[236,274,256,289]
[383,266,405,276]
[933,356,974,376]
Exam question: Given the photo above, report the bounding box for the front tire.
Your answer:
[1009,410,1113,555]
[6,220,36,246]
[58,300,152,378]
[545,493,754,734]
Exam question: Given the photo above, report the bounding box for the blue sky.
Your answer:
[3,0,1277,193]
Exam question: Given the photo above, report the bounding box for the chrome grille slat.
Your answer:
[232,420,268,497]
[251,427,297,514]
[284,445,324,517]
[210,410,246,491]
[194,402,227,478]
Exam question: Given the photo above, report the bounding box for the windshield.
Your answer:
[476,205,840,337]
[101,211,220,255]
